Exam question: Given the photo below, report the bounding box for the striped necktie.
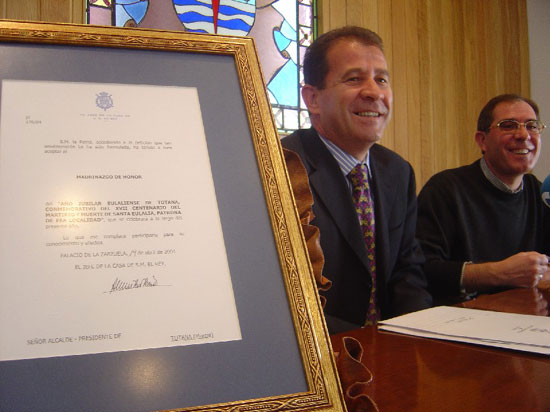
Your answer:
[348,163,377,325]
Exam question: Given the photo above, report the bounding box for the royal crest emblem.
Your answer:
[96,92,114,111]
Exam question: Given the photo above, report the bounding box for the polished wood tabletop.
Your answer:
[331,286,550,412]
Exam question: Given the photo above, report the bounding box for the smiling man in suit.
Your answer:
[282,26,432,333]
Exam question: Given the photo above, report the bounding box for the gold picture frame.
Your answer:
[0,20,345,412]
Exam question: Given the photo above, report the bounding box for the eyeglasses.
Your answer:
[490,119,546,135]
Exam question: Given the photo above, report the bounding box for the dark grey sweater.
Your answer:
[416,160,550,299]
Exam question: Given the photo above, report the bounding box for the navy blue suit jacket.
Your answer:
[282,128,431,332]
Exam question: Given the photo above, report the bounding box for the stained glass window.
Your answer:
[87,0,316,134]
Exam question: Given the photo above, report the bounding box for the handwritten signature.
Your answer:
[512,325,550,334]
[106,276,165,293]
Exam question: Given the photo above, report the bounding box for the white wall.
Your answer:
[527,0,550,181]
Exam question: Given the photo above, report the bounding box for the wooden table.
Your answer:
[331,287,550,411]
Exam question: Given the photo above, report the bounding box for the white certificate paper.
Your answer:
[0,80,241,361]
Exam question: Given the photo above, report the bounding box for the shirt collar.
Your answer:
[480,157,523,193]
[317,133,372,178]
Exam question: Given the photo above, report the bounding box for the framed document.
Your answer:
[0,21,345,412]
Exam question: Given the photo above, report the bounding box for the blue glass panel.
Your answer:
[274,30,291,52]
[219,5,255,18]
[179,11,212,24]
[115,5,133,26]
[267,60,298,106]
[123,1,149,24]
[280,19,296,40]
[279,21,297,63]
[173,0,201,5]
[115,0,141,5]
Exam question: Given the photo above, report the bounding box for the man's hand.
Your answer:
[539,264,550,288]
[463,252,550,292]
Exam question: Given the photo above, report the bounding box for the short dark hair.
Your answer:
[303,26,384,89]
[477,94,540,132]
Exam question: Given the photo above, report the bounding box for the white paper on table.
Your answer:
[379,306,550,355]
[0,80,242,361]
[380,325,550,355]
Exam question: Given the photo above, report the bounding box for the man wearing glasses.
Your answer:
[417,94,550,303]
